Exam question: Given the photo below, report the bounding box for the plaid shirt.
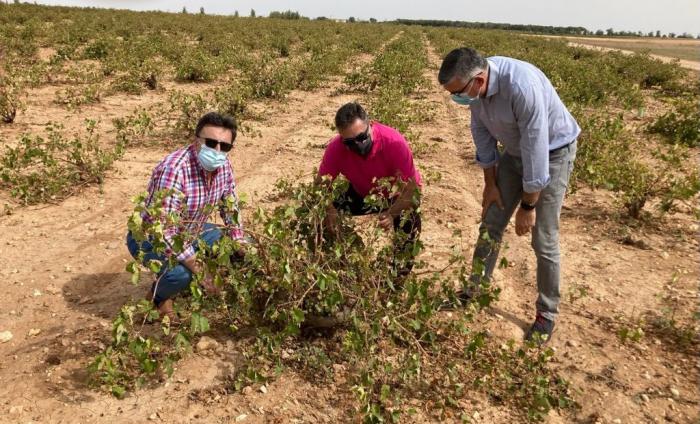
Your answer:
[143,144,244,261]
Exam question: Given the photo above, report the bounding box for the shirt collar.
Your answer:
[484,58,500,98]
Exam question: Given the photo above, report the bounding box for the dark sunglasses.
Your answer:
[201,137,233,153]
[342,127,370,145]
[449,71,484,96]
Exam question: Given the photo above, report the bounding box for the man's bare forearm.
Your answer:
[181,256,199,274]
[387,180,419,217]
[522,191,540,205]
[483,166,497,188]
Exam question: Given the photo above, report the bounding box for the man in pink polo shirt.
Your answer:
[318,102,422,277]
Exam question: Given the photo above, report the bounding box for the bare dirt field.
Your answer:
[0,40,698,424]
[528,35,700,71]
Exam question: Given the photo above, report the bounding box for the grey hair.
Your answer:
[438,48,487,85]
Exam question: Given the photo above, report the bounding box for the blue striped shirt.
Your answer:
[470,56,581,193]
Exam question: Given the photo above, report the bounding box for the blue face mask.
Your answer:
[451,93,479,106]
[198,145,228,171]
[450,74,483,106]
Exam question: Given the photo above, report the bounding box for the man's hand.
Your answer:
[324,206,339,236]
[382,179,419,232]
[182,257,221,295]
[378,212,394,232]
[199,273,221,296]
[482,184,504,219]
[515,207,536,236]
[231,244,246,262]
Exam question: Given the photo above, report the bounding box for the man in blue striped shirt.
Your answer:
[438,48,580,344]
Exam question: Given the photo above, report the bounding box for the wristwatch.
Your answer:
[520,200,536,211]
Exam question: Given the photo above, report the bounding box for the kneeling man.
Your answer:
[126,112,246,321]
[318,102,422,277]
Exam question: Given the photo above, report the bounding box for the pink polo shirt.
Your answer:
[318,122,422,197]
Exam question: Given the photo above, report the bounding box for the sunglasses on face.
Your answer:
[449,71,484,96]
[200,137,234,153]
[342,126,370,145]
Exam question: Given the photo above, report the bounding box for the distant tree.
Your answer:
[234,10,239,17]
[606,28,614,36]
[348,16,356,23]
[369,17,377,23]
[250,9,256,18]
[316,16,328,20]
[669,32,676,38]
[647,32,654,37]
[181,6,187,14]
[386,19,588,36]
[199,7,205,15]
[269,10,302,20]
[655,30,661,37]
[595,29,604,36]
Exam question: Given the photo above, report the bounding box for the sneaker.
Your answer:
[437,289,473,311]
[525,313,555,344]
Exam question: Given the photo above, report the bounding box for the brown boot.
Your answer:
[156,298,180,326]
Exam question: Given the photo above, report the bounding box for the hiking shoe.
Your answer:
[525,313,555,345]
[437,289,473,311]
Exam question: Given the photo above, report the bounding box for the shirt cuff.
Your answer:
[522,176,551,193]
[229,228,247,242]
[175,245,196,262]
[476,150,499,168]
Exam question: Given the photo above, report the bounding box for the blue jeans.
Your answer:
[126,223,222,304]
[471,141,577,321]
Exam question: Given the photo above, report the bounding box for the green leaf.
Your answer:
[190,312,210,334]
[111,385,126,399]
[148,260,162,274]
[380,384,391,402]
[291,308,304,325]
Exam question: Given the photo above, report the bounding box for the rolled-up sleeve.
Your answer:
[513,83,550,193]
[470,111,498,168]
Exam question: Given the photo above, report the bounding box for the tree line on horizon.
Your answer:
[393,19,700,39]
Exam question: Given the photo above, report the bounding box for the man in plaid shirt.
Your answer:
[126,112,245,322]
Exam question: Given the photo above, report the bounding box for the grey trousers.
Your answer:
[470,141,577,321]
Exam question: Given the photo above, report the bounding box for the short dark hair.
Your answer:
[195,112,237,141]
[438,48,487,85]
[335,102,368,130]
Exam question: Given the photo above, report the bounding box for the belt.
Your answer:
[549,140,575,154]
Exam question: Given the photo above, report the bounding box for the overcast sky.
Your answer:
[33,0,700,35]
